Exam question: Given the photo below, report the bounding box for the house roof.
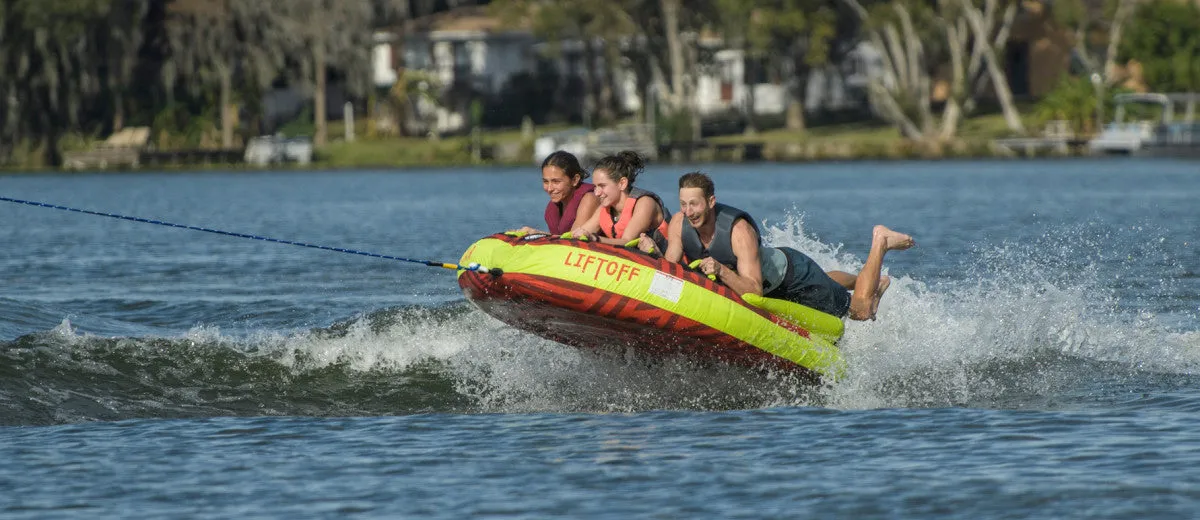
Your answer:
[404,5,530,35]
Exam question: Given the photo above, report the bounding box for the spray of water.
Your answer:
[761,212,1200,410]
[4,211,1198,425]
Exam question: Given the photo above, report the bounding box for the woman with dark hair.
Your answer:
[513,150,600,236]
[568,151,671,251]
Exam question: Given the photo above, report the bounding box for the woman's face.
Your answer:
[592,168,626,208]
[542,165,578,203]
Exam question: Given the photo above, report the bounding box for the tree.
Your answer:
[625,0,714,141]
[0,0,116,165]
[491,0,638,126]
[958,0,1023,134]
[742,0,840,132]
[1034,75,1109,135]
[840,0,1023,141]
[1051,0,1137,85]
[275,0,405,147]
[165,0,241,148]
[840,0,942,139]
[1118,0,1200,92]
[98,0,150,133]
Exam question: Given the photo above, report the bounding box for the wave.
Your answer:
[0,304,822,427]
[4,216,1198,426]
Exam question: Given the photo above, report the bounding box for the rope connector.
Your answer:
[464,262,503,276]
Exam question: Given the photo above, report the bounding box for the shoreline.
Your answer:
[7,126,1192,174]
[1,150,1162,176]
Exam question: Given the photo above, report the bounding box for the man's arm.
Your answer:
[661,212,685,262]
[700,219,764,296]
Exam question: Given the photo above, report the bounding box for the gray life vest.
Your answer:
[680,203,785,293]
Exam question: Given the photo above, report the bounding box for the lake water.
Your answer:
[2,158,1199,518]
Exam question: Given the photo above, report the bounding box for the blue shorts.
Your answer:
[764,247,851,317]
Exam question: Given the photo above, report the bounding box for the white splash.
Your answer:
[760,213,1200,409]
[135,213,1194,414]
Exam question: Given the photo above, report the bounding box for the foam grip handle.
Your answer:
[688,259,717,281]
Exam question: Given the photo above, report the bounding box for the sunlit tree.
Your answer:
[1119,0,1200,92]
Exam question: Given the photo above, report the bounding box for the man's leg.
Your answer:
[831,271,892,320]
[826,271,856,289]
[847,225,914,321]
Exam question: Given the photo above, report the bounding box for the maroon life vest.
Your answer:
[543,183,594,234]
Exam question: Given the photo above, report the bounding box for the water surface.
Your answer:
[2,159,1198,517]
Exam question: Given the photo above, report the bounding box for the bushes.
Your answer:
[1032,76,1127,136]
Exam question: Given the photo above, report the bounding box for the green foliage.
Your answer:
[1034,76,1096,135]
[277,107,316,138]
[656,109,696,144]
[151,103,220,148]
[57,131,99,153]
[12,0,110,33]
[746,0,834,68]
[491,0,635,50]
[1033,75,1125,136]
[1050,0,1126,30]
[1119,0,1200,92]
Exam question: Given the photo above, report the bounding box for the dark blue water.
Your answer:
[2,159,1199,517]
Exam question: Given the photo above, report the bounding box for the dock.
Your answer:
[61,127,246,170]
[993,120,1087,157]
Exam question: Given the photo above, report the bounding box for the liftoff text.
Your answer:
[563,251,641,282]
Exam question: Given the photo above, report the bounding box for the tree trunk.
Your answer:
[314,42,327,147]
[966,2,1016,112]
[220,65,233,148]
[962,2,1024,133]
[872,83,923,138]
[841,0,925,139]
[940,23,966,139]
[787,55,809,132]
[786,99,805,131]
[112,93,125,132]
[884,25,910,93]
[599,49,619,126]
[896,6,933,135]
[686,36,701,143]
[581,39,599,127]
[661,0,685,113]
[1103,0,1135,84]
[983,47,1024,133]
[43,126,61,167]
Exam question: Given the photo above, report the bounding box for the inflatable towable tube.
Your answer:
[457,232,847,381]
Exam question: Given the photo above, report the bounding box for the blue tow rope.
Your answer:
[0,196,501,275]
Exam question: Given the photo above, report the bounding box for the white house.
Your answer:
[373,31,399,88]
[532,38,642,116]
[693,48,790,117]
[383,6,883,135]
[805,41,888,113]
[373,6,536,134]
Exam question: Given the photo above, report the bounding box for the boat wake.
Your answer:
[3,215,1197,426]
[0,304,821,427]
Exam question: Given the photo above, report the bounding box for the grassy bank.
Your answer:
[317,122,575,168]
[3,111,1053,172]
[320,111,1042,168]
[699,112,1039,161]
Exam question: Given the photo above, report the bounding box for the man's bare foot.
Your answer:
[873,225,915,251]
[869,275,891,320]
